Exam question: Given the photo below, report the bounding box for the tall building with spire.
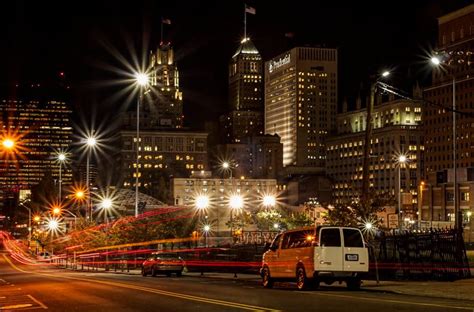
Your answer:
[220,38,264,143]
[121,42,183,130]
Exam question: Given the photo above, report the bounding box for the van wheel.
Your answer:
[346,277,361,290]
[262,266,274,289]
[296,267,309,291]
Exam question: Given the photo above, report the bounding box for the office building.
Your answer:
[326,95,424,216]
[265,47,338,167]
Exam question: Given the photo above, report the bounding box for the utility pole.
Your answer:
[361,81,376,202]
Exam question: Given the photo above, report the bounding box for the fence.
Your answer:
[370,228,471,280]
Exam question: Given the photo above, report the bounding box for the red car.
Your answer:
[142,252,185,277]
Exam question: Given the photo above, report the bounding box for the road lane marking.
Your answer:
[0,304,33,309]
[3,255,278,312]
[27,295,48,310]
[306,291,473,311]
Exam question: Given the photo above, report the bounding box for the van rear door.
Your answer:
[342,228,368,272]
[316,228,343,271]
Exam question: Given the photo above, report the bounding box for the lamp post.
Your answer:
[229,194,244,240]
[134,72,149,218]
[85,136,97,221]
[431,55,461,230]
[57,152,67,201]
[222,161,232,179]
[398,154,407,231]
[203,224,211,247]
[362,71,390,202]
[100,197,113,271]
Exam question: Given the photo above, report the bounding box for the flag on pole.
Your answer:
[162,18,171,25]
[245,4,256,15]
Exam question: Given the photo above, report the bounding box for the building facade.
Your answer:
[423,4,474,174]
[217,134,283,179]
[0,84,73,192]
[264,47,338,167]
[421,4,474,231]
[117,130,208,200]
[172,177,278,232]
[326,97,424,215]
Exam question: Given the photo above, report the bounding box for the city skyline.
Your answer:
[1,0,469,129]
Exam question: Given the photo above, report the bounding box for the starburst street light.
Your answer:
[262,195,276,208]
[397,154,408,231]
[84,135,97,220]
[229,194,244,210]
[135,72,149,87]
[430,53,462,230]
[431,56,441,65]
[195,195,210,210]
[2,138,15,150]
[55,151,69,201]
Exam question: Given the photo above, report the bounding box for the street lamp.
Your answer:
[2,138,15,150]
[397,154,407,231]
[85,136,97,221]
[262,195,276,208]
[203,224,211,247]
[362,70,391,202]
[221,161,233,179]
[195,195,209,210]
[229,194,244,238]
[430,54,460,230]
[134,72,149,218]
[56,152,67,201]
[100,197,113,224]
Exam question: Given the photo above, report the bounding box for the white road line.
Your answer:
[27,295,48,310]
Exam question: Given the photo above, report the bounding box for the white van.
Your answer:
[260,226,369,290]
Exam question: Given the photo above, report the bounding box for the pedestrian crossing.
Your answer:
[0,279,47,310]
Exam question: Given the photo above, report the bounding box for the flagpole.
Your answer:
[160,17,164,44]
[244,4,247,39]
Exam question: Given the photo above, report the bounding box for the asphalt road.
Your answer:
[1,252,473,312]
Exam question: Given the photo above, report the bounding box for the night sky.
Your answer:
[1,0,472,129]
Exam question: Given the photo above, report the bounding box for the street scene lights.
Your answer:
[203,224,211,247]
[362,69,391,201]
[397,154,408,230]
[85,135,97,220]
[134,72,149,218]
[56,152,67,200]
[195,195,209,210]
[262,195,276,208]
[221,161,233,179]
[100,197,113,223]
[430,54,461,230]
[2,138,15,150]
[229,194,244,237]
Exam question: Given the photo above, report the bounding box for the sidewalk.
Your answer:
[361,279,474,301]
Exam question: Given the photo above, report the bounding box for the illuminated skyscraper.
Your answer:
[265,47,338,167]
[122,42,183,129]
[220,38,264,143]
[0,82,72,198]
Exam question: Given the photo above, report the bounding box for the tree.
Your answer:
[324,192,395,229]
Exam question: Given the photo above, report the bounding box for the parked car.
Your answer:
[260,226,368,290]
[142,252,185,277]
[37,252,50,261]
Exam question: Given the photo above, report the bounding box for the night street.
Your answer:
[0,252,472,312]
